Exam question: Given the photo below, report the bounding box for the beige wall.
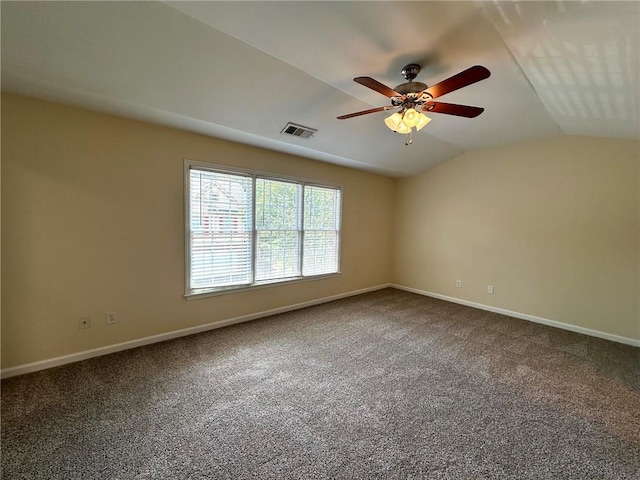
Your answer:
[1,93,395,368]
[393,136,640,341]
[3,93,638,371]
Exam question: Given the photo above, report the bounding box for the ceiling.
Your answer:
[2,1,638,177]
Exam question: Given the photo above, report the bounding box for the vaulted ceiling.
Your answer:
[2,1,638,177]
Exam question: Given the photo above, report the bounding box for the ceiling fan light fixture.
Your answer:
[385,109,430,134]
[384,112,411,134]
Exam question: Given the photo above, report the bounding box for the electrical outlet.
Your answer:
[105,312,117,325]
[487,285,494,294]
[456,280,462,288]
[79,317,91,329]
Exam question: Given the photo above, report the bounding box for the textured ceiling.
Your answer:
[2,1,638,177]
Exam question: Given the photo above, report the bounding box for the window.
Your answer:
[186,162,341,297]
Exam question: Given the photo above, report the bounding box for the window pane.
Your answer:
[304,185,340,230]
[255,179,301,281]
[256,231,300,281]
[189,169,252,290]
[303,185,340,276]
[303,230,338,276]
[256,178,300,231]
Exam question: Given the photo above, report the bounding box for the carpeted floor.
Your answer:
[2,288,639,479]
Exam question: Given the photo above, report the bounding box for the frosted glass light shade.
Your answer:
[385,109,429,135]
[384,112,411,134]
[415,113,431,131]
[402,108,420,127]
[384,112,403,130]
[394,121,411,134]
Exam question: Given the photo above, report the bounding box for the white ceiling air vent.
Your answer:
[281,122,317,139]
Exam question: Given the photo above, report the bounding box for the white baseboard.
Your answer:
[391,284,640,347]
[1,284,391,379]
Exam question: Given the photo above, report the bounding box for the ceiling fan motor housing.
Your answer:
[394,82,429,95]
[401,64,421,81]
[395,63,429,95]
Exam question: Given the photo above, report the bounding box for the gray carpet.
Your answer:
[2,288,639,479]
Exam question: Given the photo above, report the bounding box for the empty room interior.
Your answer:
[1,1,639,478]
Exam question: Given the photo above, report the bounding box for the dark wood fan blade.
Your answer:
[337,106,397,120]
[354,77,401,98]
[423,101,484,118]
[425,65,490,99]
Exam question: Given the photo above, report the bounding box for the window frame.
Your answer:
[184,160,342,299]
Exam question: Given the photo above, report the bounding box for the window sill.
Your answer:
[184,272,341,300]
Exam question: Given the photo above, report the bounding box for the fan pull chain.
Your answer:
[405,129,414,146]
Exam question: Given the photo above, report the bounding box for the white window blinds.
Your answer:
[189,169,253,290]
[186,163,341,296]
[303,185,341,276]
[255,178,302,281]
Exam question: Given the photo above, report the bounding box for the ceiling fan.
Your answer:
[337,64,490,144]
